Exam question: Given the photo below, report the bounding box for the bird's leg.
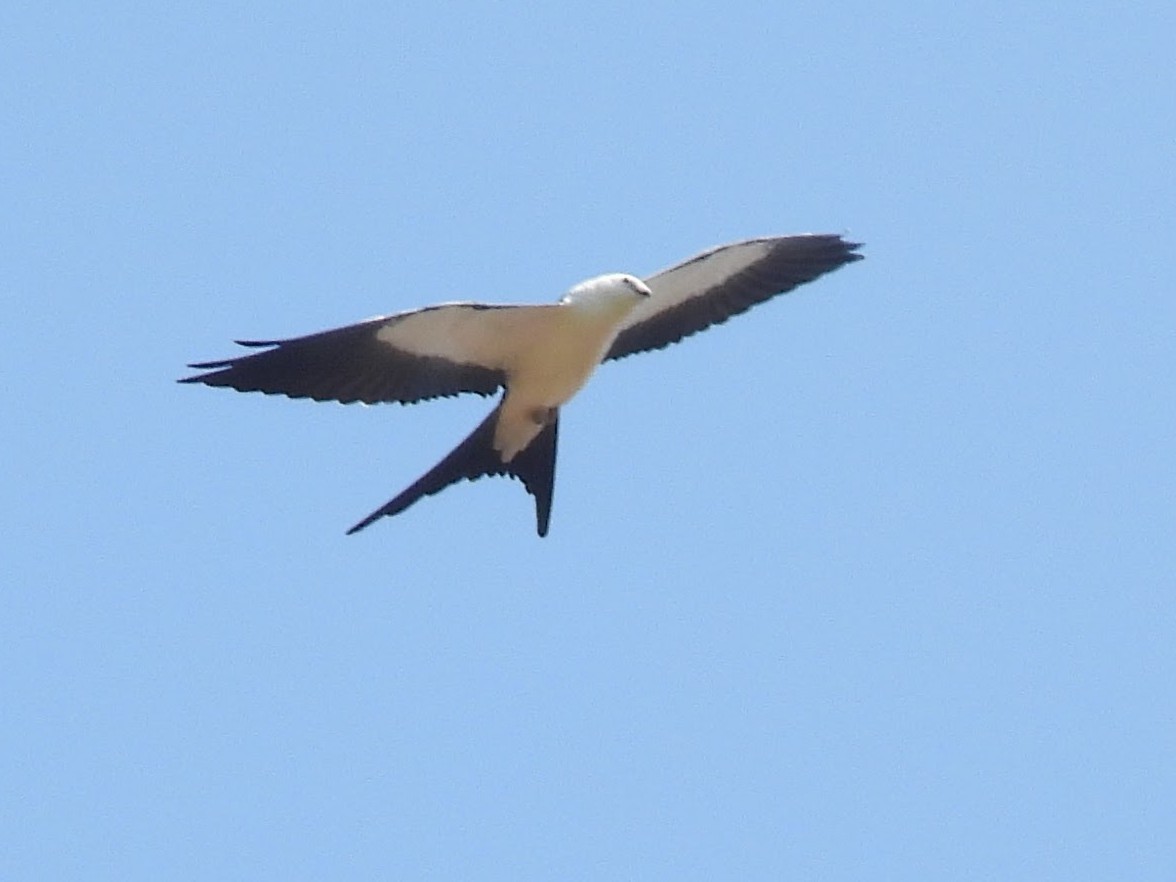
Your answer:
[528,406,557,427]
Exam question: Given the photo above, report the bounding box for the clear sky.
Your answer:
[4,2,1174,879]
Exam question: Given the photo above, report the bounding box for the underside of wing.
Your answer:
[179,304,523,405]
[605,234,863,362]
[346,404,559,536]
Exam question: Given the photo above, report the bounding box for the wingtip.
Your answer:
[345,512,378,535]
[822,232,861,250]
[826,236,864,266]
[794,233,863,261]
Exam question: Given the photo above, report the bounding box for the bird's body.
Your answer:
[181,234,863,535]
[496,279,647,460]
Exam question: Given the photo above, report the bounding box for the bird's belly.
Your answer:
[491,323,615,462]
[511,331,609,406]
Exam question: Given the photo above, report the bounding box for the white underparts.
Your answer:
[375,279,646,463]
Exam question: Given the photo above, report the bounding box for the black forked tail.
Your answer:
[346,406,559,537]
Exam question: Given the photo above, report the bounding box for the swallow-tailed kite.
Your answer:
[181,234,862,535]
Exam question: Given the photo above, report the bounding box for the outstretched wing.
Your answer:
[347,405,560,537]
[179,302,548,405]
[605,234,863,362]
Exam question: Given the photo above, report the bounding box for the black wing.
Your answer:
[180,306,512,406]
[606,234,862,362]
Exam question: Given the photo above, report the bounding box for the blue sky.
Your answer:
[4,2,1174,878]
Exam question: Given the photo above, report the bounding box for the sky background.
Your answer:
[4,2,1174,878]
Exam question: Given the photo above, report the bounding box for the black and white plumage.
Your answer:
[181,234,863,535]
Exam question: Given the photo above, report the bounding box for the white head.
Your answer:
[560,273,652,310]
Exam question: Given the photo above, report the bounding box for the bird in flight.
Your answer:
[181,234,862,536]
